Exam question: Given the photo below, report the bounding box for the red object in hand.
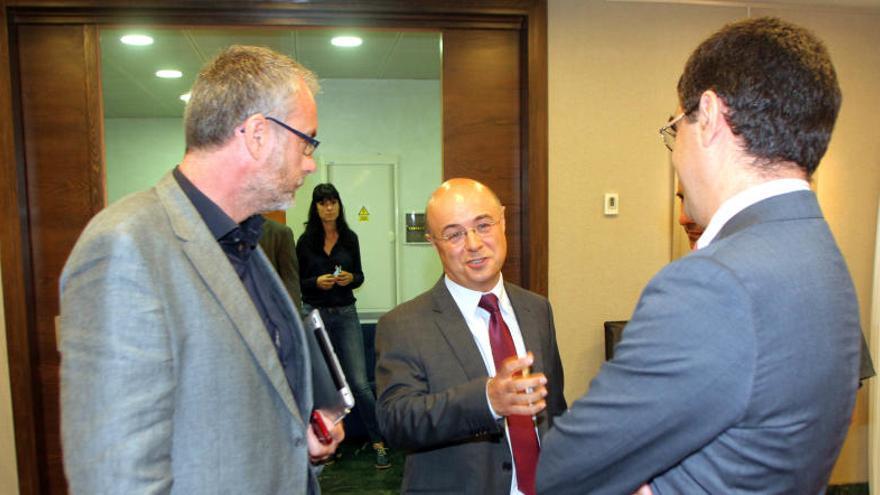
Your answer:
[310,410,332,445]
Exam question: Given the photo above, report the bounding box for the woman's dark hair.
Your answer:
[302,183,356,250]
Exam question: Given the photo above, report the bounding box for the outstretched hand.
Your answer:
[487,352,548,417]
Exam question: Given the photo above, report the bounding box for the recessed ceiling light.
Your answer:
[331,36,363,48]
[156,69,183,79]
[180,93,191,103]
[120,34,153,46]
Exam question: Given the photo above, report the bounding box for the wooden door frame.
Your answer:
[0,1,548,493]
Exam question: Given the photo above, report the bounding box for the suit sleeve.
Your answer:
[544,300,567,420]
[375,313,502,450]
[60,229,175,494]
[536,257,755,495]
[274,225,303,312]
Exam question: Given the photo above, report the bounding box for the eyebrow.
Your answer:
[440,214,495,233]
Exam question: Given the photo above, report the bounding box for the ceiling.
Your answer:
[101,28,442,118]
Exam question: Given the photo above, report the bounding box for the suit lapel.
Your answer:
[155,172,304,425]
[505,284,545,375]
[430,279,491,380]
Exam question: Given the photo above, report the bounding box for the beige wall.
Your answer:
[0,249,20,494]
[548,0,880,484]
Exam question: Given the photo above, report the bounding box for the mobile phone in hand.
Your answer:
[310,410,332,445]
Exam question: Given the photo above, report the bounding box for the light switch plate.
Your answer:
[604,193,619,215]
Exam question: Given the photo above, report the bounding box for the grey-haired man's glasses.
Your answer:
[266,116,320,156]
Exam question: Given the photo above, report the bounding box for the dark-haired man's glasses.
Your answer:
[659,112,688,152]
[266,116,320,157]
[658,105,698,152]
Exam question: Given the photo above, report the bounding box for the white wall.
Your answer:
[548,0,880,483]
[105,78,442,308]
[292,79,442,304]
[0,248,20,494]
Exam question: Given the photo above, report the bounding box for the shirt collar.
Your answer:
[696,178,810,249]
[173,165,264,244]
[444,274,510,317]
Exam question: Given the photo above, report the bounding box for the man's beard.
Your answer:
[246,150,298,214]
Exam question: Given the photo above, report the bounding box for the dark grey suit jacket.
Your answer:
[376,278,566,494]
[537,191,861,494]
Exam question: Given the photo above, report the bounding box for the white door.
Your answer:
[328,160,398,318]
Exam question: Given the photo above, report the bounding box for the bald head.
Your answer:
[426,178,502,235]
[426,178,507,292]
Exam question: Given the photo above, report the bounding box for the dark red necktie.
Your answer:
[479,293,539,495]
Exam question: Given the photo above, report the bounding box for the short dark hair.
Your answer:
[677,17,841,176]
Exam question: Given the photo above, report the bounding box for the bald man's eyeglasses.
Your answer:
[432,218,499,245]
[266,116,320,156]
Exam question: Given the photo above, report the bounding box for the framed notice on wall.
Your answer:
[405,212,429,244]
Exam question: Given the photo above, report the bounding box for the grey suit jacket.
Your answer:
[537,191,861,494]
[60,171,318,494]
[376,278,566,494]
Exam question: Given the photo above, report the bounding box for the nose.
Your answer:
[463,228,483,250]
[303,155,317,175]
[678,210,689,227]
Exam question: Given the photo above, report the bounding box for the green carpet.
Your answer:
[318,440,405,494]
[317,439,867,494]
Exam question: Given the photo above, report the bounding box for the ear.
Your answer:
[696,90,728,149]
[239,114,272,161]
[499,206,507,233]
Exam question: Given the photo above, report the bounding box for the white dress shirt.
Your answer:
[696,179,810,249]
[444,274,529,495]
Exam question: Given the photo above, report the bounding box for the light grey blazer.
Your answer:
[376,279,566,494]
[537,191,861,494]
[60,171,318,494]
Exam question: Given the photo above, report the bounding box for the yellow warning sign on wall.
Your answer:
[358,206,370,222]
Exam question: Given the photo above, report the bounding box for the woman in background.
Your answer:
[297,183,390,469]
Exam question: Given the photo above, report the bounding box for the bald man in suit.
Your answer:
[376,178,565,494]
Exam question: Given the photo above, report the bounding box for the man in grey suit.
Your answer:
[376,178,566,494]
[537,17,861,494]
[60,45,342,494]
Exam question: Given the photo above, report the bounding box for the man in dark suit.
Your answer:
[376,178,566,494]
[537,17,861,494]
[260,217,303,312]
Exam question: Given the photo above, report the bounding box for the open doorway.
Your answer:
[101,27,444,316]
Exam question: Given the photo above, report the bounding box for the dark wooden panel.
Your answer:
[264,210,287,224]
[524,0,547,295]
[16,23,105,494]
[0,2,41,493]
[442,28,522,285]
